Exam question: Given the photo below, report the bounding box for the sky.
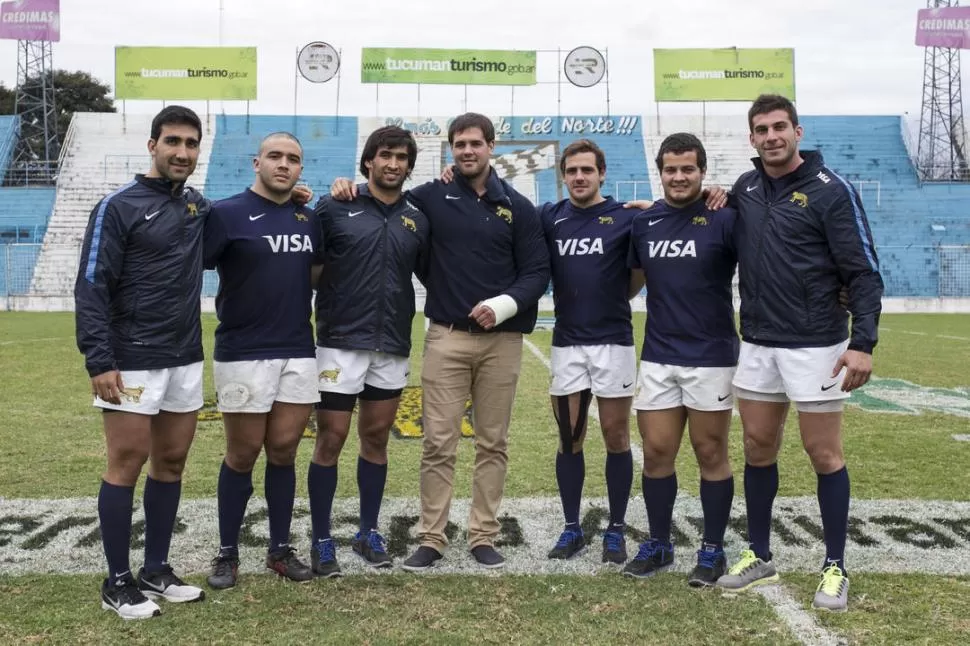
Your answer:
[0,0,961,123]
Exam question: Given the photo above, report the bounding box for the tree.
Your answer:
[1,69,115,143]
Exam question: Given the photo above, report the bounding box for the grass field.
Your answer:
[1,311,969,645]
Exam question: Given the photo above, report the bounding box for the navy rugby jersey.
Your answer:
[203,189,323,361]
[627,199,739,367]
[540,197,634,347]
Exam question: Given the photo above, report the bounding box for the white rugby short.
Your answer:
[732,340,851,403]
[214,358,318,413]
[633,361,736,412]
[93,361,204,415]
[549,344,637,398]
[316,347,409,394]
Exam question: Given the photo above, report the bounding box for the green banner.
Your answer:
[115,47,257,100]
[653,48,794,102]
[361,48,536,86]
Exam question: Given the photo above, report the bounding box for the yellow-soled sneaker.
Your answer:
[715,549,779,593]
[812,564,849,612]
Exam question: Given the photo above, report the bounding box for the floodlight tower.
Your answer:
[10,38,60,184]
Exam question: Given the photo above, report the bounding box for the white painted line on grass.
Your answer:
[523,338,644,468]
[755,586,845,646]
[899,330,928,336]
[953,434,970,442]
[0,336,71,346]
[938,335,970,342]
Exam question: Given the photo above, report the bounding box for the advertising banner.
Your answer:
[653,48,795,102]
[361,47,536,85]
[916,6,970,49]
[0,0,59,42]
[115,47,257,100]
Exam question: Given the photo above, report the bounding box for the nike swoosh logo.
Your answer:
[746,185,758,192]
[445,195,461,200]
[138,577,167,592]
[622,382,633,389]
[553,218,568,226]
[821,382,839,391]
[249,213,266,221]
[648,218,663,226]
[717,394,730,401]
[144,210,161,221]
[348,210,364,217]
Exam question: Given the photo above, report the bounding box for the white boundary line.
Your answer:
[522,337,841,646]
[0,336,72,346]
[881,327,970,342]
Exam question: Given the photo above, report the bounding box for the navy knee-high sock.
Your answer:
[308,462,338,546]
[143,476,181,573]
[217,461,253,553]
[744,463,778,561]
[817,466,850,574]
[265,462,296,552]
[643,473,678,545]
[700,476,734,548]
[605,450,633,531]
[358,456,388,534]
[555,451,585,528]
[99,480,134,583]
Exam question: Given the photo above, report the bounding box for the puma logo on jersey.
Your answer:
[790,191,808,208]
[647,239,696,258]
[556,237,604,256]
[262,234,314,253]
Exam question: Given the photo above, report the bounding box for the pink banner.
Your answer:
[916,6,970,49]
[0,0,59,42]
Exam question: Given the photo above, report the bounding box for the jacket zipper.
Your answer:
[376,212,388,352]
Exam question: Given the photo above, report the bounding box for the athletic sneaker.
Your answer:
[207,550,240,589]
[688,544,727,588]
[402,546,443,572]
[715,549,779,593]
[101,574,161,620]
[622,539,674,578]
[602,530,628,564]
[471,545,505,569]
[352,530,393,569]
[137,565,205,603]
[547,528,586,560]
[266,546,313,582]
[311,538,343,578]
[812,563,849,612]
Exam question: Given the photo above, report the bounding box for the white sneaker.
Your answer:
[812,564,849,612]
[137,565,205,603]
[101,575,162,620]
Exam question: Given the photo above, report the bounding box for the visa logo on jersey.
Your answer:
[647,239,696,258]
[263,234,314,253]
[556,237,604,256]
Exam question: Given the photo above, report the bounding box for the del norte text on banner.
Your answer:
[653,48,795,102]
[361,47,536,86]
[114,46,258,100]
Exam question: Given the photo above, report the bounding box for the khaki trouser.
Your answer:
[418,323,523,551]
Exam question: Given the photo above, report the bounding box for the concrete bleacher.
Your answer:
[0,115,19,176]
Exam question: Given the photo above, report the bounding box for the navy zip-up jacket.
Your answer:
[731,151,883,353]
[409,169,550,333]
[314,185,430,357]
[75,174,209,377]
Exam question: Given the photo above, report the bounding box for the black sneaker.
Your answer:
[602,529,628,564]
[311,538,343,578]
[101,573,161,620]
[266,545,313,582]
[352,530,393,569]
[547,528,586,560]
[622,539,674,579]
[471,545,505,569]
[688,543,727,588]
[207,550,239,589]
[401,546,443,572]
[137,565,205,603]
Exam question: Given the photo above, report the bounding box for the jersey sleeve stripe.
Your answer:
[83,180,138,283]
[830,171,878,272]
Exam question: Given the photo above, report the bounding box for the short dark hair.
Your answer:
[258,131,302,156]
[359,126,418,179]
[748,94,799,132]
[447,112,494,145]
[655,132,707,172]
[560,139,606,175]
[150,105,202,142]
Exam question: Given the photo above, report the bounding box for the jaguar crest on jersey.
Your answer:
[496,206,513,224]
[187,203,199,217]
[598,216,614,225]
[790,192,808,208]
[691,215,709,226]
[401,215,417,232]
[294,210,309,222]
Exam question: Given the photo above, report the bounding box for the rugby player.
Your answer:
[204,132,322,589]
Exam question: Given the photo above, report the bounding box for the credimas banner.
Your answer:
[114,47,257,100]
[654,48,795,102]
[361,47,536,85]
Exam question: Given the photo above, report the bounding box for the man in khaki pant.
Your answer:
[402,113,550,570]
